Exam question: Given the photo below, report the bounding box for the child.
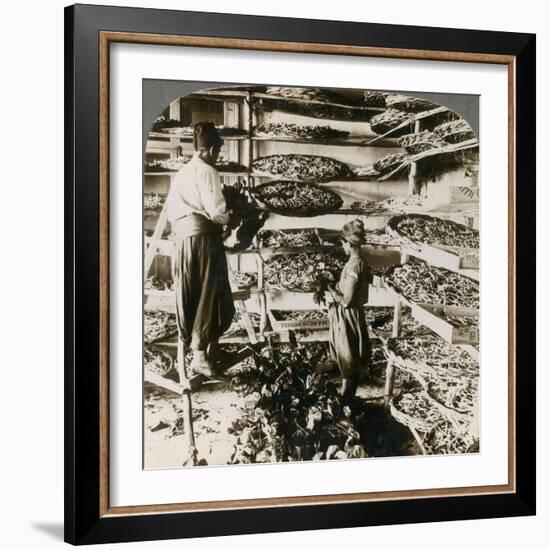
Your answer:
[326,219,371,399]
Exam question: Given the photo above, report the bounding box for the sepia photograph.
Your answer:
[142,82,480,469]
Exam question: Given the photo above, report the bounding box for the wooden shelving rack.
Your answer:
[144,88,479,367]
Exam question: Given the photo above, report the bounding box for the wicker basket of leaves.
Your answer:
[390,387,445,434]
[369,108,414,136]
[385,93,439,113]
[398,131,447,154]
[433,119,476,144]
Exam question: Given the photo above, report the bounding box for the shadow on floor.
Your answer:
[31,522,64,542]
[355,401,421,457]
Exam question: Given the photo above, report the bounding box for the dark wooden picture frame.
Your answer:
[65,3,536,545]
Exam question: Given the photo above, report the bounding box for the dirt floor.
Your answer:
[144,363,420,469]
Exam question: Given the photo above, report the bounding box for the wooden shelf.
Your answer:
[145,170,248,177]
[251,135,400,148]
[148,130,249,141]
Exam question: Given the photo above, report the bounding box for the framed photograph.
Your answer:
[65,4,536,545]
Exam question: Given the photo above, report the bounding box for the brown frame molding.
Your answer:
[98,31,516,518]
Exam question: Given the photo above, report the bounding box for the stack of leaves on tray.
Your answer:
[145,158,247,173]
[264,86,361,106]
[144,310,177,343]
[385,336,479,419]
[252,181,343,217]
[151,117,181,130]
[144,275,172,292]
[233,271,257,289]
[373,152,410,178]
[257,228,320,248]
[398,131,447,154]
[350,200,392,215]
[363,229,400,245]
[229,343,367,463]
[384,260,479,308]
[275,310,328,321]
[390,385,445,433]
[369,307,433,337]
[385,93,439,113]
[253,122,349,141]
[264,250,346,292]
[363,90,387,107]
[225,311,261,338]
[369,108,414,136]
[144,344,177,380]
[256,87,373,122]
[433,119,476,144]
[387,213,479,249]
[252,154,352,181]
[424,420,476,454]
[144,192,166,211]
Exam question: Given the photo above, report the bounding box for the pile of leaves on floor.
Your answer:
[228,343,367,464]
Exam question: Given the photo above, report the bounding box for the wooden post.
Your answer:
[384,298,402,406]
[246,92,254,190]
[407,119,421,196]
[143,181,172,279]
[256,252,267,338]
[407,160,418,196]
[176,338,198,466]
[168,99,182,155]
[384,360,395,408]
[392,298,403,338]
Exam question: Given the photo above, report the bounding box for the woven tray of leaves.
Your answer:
[144,192,166,212]
[257,228,321,249]
[145,158,248,174]
[390,386,445,433]
[433,119,477,144]
[369,108,415,136]
[383,260,479,309]
[263,86,362,105]
[424,420,476,455]
[225,311,261,338]
[264,250,346,293]
[233,271,257,290]
[363,90,388,107]
[386,213,479,249]
[255,87,375,122]
[252,181,343,217]
[373,152,411,179]
[253,122,349,141]
[144,310,177,343]
[252,154,353,182]
[144,344,177,380]
[385,336,479,422]
[385,93,440,113]
[370,307,433,338]
[398,131,447,154]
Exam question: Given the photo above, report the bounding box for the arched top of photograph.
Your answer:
[145,84,478,190]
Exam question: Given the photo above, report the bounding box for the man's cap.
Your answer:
[193,121,223,150]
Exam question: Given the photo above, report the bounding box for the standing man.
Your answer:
[166,122,236,377]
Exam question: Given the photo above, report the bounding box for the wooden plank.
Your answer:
[144,200,170,278]
[410,303,479,344]
[144,368,205,394]
[402,242,480,274]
